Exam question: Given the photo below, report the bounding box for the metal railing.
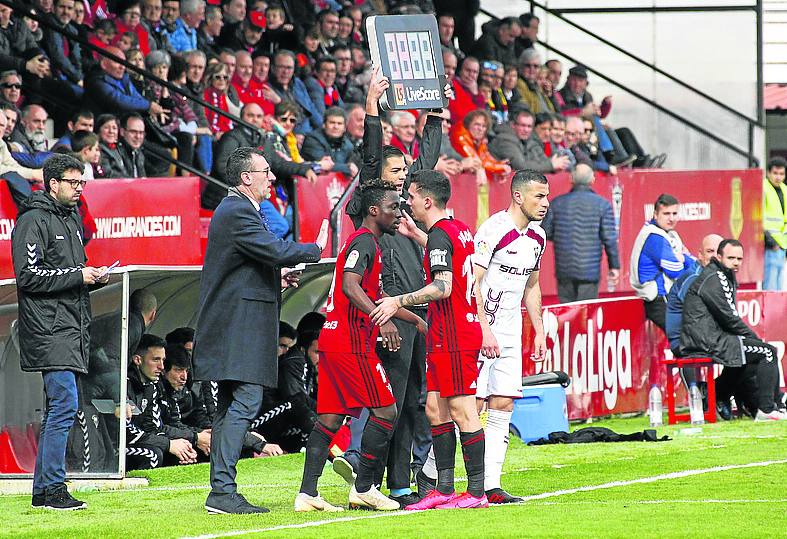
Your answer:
[489,1,762,167]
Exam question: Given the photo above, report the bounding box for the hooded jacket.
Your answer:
[680,258,757,366]
[11,191,91,373]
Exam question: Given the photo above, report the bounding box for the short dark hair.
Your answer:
[70,110,93,125]
[315,57,337,73]
[121,112,145,129]
[382,145,405,168]
[718,238,743,256]
[510,169,547,195]
[274,100,300,120]
[324,106,346,122]
[43,154,84,193]
[297,311,326,334]
[767,156,787,172]
[226,147,266,187]
[654,193,679,211]
[164,344,191,372]
[535,112,552,126]
[550,113,566,125]
[95,113,118,133]
[279,321,297,341]
[166,327,195,346]
[134,333,167,357]
[511,108,534,124]
[520,12,540,26]
[410,170,451,208]
[130,288,157,315]
[71,130,98,154]
[359,178,398,217]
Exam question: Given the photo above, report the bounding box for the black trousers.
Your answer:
[644,296,667,332]
[377,312,427,490]
[557,279,599,303]
[716,338,779,414]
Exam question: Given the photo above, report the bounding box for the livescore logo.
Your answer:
[393,84,441,106]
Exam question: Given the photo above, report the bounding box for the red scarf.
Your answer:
[203,87,233,134]
[317,78,340,107]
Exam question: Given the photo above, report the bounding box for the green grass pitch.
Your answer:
[1,416,785,538]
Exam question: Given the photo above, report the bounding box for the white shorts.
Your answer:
[475,345,523,399]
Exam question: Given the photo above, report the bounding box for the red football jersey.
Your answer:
[319,228,382,354]
[424,217,482,353]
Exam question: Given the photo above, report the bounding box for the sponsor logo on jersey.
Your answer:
[506,249,517,255]
[476,240,489,258]
[323,320,339,330]
[430,248,448,267]
[499,264,534,276]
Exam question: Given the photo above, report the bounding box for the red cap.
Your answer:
[248,10,266,30]
[206,0,220,5]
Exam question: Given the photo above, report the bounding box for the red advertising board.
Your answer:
[0,177,202,279]
[295,172,355,257]
[520,292,787,420]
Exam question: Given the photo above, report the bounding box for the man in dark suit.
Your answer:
[193,146,329,514]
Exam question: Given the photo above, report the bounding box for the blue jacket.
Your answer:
[630,220,695,298]
[42,15,82,84]
[304,76,344,123]
[541,184,620,282]
[300,129,356,176]
[84,70,151,116]
[665,259,701,350]
[271,78,322,135]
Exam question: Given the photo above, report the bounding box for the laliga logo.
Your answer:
[406,86,441,101]
[534,307,632,410]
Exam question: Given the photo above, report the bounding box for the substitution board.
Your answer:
[366,14,449,111]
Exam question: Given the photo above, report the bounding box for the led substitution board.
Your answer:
[366,14,448,110]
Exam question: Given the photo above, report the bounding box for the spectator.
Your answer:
[270,49,321,135]
[203,61,234,139]
[125,334,199,470]
[541,163,620,302]
[116,30,140,52]
[559,65,609,119]
[489,108,569,173]
[305,57,343,121]
[297,25,322,79]
[345,102,365,150]
[1,101,19,141]
[534,112,551,144]
[516,48,556,114]
[544,114,569,157]
[70,129,100,179]
[9,104,53,168]
[0,109,43,206]
[257,5,297,55]
[516,12,539,54]
[0,70,23,107]
[265,100,324,181]
[479,61,509,124]
[630,193,695,331]
[437,14,463,61]
[0,4,37,58]
[125,47,146,94]
[216,9,264,53]
[88,18,118,60]
[119,113,147,178]
[335,12,356,48]
[451,109,511,181]
[221,0,246,25]
[54,110,94,150]
[42,0,84,97]
[563,117,595,169]
[501,64,521,107]
[12,153,106,511]
[140,0,172,53]
[232,49,274,114]
[470,16,520,67]
[577,118,614,174]
[164,0,204,53]
[763,157,787,290]
[197,3,223,57]
[434,0,479,52]
[448,56,485,123]
[301,106,359,178]
[681,240,784,421]
[316,9,339,53]
[114,0,151,56]
[389,111,419,160]
[332,45,363,104]
[537,65,559,111]
[251,51,270,84]
[84,46,168,118]
[96,114,128,178]
[545,59,562,90]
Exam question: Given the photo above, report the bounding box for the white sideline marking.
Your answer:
[180,459,787,539]
[538,499,787,506]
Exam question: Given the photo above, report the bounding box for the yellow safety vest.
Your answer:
[764,178,787,249]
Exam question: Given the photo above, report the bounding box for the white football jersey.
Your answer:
[473,210,545,339]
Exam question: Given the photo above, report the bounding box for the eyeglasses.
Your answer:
[584,128,593,133]
[1,83,21,89]
[56,178,87,188]
[278,117,297,124]
[522,63,540,68]
[124,11,142,18]
[274,64,295,71]
[213,74,229,80]
[245,168,271,176]
[482,61,500,70]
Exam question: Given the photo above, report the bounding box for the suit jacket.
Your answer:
[192,189,321,385]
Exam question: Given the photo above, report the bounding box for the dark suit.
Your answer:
[193,188,321,496]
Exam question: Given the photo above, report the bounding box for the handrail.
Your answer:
[142,141,228,189]
[0,0,256,135]
[537,41,758,167]
[328,174,359,257]
[483,1,761,127]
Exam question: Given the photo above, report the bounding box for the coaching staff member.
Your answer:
[12,154,109,511]
[193,146,328,515]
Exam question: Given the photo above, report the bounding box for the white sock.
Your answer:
[484,409,512,491]
[422,445,437,480]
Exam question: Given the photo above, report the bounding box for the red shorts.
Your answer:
[426,350,481,397]
[317,351,395,417]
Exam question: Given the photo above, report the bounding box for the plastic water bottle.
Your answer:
[689,382,704,425]
[648,385,663,427]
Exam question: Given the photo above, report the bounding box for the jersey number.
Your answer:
[462,257,474,305]
[325,267,338,312]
